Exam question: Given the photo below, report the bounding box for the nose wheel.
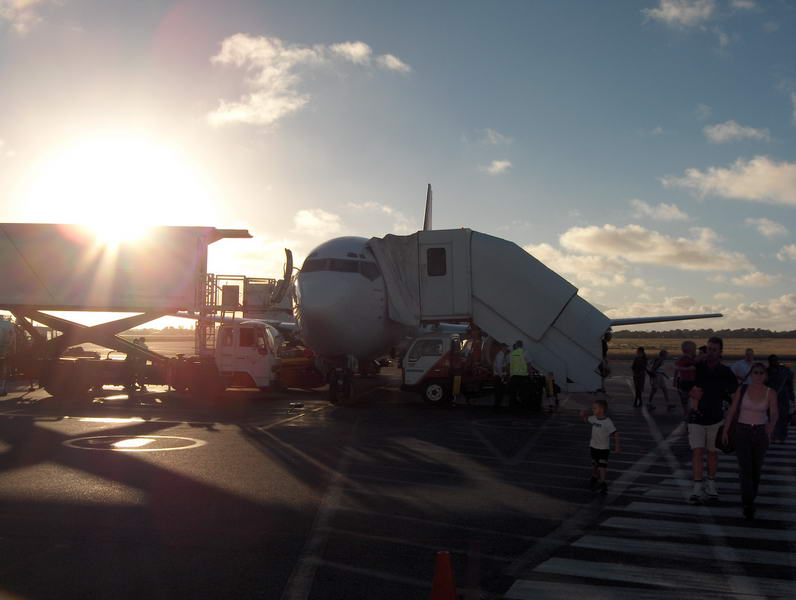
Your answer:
[328,368,353,404]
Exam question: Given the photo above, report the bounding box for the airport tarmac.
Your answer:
[0,362,793,599]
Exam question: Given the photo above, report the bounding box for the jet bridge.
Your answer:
[368,229,610,392]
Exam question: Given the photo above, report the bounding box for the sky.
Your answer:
[0,0,794,330]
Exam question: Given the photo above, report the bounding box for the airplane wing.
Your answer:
[609,313,722,327]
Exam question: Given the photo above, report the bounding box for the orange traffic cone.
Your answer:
[430,551,457,600]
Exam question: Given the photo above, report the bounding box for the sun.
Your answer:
[19,133,218,238]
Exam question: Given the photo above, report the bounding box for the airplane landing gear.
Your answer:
[328,367,353,404]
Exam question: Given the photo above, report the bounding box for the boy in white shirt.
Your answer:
[581,399,621,494]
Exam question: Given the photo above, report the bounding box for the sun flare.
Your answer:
[19,133,218,233]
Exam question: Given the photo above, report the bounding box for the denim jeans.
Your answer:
[735,423,770,507]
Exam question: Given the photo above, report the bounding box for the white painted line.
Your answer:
[602,516,796,541]
[279,423,357,600]
[505,579,751,600]
[674,469,796,483]
[621,501,796,521]
[573,534,796,568]
[534,557,796,598]
[659,479,796,494]
[641,487,796,507]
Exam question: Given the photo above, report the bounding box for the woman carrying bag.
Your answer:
[721,362,778,520]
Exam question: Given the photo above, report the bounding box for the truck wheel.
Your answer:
[423,382,450,406]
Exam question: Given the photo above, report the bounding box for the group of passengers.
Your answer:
[631,338,794,519]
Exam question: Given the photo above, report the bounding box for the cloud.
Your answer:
[375,54,411,73]
[329,41,372,64]
[731,0,755,9]
[745,217,788,238]
[643,0,716,27]
[776,244,796,261]
[207,34,410,127]
[524,243,628,287]
[292,209,342,237]
[732,294,796,329]
[714,292,743,301]
[630,199,689,221]
[0,0,51,34]
[347,201,414,234]
[478,128,512,145]
[708,274,727,283]
[559,224,752,271]
[480,160,512,175]
[662,156,796,207]
[703,120,770,143]
[730,271,781,286]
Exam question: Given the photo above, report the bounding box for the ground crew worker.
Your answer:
[492,343,509,411]
[507,340,532,411]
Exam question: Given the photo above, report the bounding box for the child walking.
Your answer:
[581,399,621,494]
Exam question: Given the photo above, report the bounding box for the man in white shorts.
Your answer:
[688,337,738,504]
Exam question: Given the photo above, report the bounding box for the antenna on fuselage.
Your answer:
[423,184,433,231]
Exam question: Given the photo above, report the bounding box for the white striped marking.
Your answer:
[602,516,796,541]
[573,534,796,568]
[621,501,796,521]
[534,558,796,597]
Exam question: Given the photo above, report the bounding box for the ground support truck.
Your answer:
[400,331,548,408]
[0,223,322,401]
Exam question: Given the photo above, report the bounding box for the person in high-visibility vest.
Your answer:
[507,340,532,410]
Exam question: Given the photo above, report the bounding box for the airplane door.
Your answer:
[419,242,454,318]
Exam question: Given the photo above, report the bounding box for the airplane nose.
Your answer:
[295,274,363,356]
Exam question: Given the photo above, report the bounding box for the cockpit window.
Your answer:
[301,258,381,280]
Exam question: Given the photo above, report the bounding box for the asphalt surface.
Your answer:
[0,364,793,599]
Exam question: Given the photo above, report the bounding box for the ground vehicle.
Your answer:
[401,331,551,407]
[0,223,321,400]
[400,332,496,405]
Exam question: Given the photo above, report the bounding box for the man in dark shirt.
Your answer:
[688,336,738,504]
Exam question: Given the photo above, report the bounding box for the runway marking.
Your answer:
[62,435,206,452]
[573,534,796,568]
[503,404,684,578]
[619,500,796,521]
[259,406,327,431]
[602,516,796,541]
[505,579,755,600]
[658,478,796,494]
[533,558,796,598]
[640,486,796,506]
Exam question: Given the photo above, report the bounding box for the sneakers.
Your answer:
[704,478,718,502]
[689,481,703,504]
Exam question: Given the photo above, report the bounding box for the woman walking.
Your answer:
[722,363,779,520]
[631,347,647,408]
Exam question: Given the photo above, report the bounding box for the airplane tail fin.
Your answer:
[423,184,433,231]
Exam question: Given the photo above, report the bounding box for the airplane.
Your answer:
[292,186,722,401]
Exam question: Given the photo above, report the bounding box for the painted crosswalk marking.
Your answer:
[505,379,796,599]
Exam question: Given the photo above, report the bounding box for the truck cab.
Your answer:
[216,321,280,390]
